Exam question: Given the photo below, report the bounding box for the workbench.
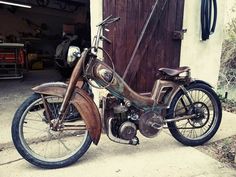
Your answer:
[0,43,24,79]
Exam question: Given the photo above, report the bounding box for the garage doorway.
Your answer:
[0,0,91,79]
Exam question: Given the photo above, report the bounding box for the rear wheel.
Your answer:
[167,83,222,146]
[12,93,92,169]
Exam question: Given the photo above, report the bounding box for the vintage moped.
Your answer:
[12,16,222,169]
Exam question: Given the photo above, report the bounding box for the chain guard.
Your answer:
[139,111,163,138]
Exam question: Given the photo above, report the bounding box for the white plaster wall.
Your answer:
[90,1,103,41]
[180,1,225,88]
[90,1,103,104]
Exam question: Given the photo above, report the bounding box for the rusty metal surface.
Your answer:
[59,49,88,115]
[91,60,188,110]
[93,62,155,109]
[158,66,190,76]
[72,89,101,145]
[41,95,53,126]
[151,79,181,108]
[139,111,163,138]
[32,82,67,97]
[32,82,102,145]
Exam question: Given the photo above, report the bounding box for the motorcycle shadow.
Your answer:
[20,131,182,170]
[81,131,183,164]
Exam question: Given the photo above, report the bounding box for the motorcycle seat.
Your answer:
[159,66,190,76]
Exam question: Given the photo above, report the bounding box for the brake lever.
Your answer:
[106,17,121,24]
[114,17,121,22]
[100,35,112,44]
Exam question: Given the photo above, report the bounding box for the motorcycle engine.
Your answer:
[103,96,163,141]
[103,96,139,141]
[139,111,163,138]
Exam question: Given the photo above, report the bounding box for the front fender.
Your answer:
[32,82,101,145]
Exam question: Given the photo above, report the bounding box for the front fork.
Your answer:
[43,50,89,130]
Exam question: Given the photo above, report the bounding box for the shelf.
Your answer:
[0,44,24,79]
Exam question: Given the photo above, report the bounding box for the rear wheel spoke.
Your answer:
[170,86,220,141]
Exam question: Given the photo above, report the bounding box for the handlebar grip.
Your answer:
[113,17,121,22]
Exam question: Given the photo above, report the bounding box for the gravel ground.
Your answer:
[197,96,236,169]
[197,107,236,169]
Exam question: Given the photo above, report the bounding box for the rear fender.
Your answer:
[32,82,101,145]
[188,80,213,88]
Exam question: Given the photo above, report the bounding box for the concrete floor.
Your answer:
[0,69,62,147]
[1,133,236,177]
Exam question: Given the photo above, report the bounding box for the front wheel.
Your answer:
[12,93,92,169]
[167,83,222,146]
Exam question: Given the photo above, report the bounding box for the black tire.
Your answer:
[12,93,92,169]
[167,83,222,146]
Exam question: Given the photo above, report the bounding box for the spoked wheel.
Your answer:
[167,83,222,146]
[12,93,92,169]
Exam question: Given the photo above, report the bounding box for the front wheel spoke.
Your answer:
[44,138,51,158]
[23,125,46,132]
[58,138,71,152]
[51,102,58,118]
[25,118,43,122]
[34,110,44,120]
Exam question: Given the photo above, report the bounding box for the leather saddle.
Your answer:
[159,66,190,76]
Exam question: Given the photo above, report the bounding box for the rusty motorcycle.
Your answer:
[12,16,222,169]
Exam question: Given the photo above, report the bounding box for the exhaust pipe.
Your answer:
[107,118,139,145]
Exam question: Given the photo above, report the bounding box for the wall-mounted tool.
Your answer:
[201,0,217,41]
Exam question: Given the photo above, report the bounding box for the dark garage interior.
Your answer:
[0,0,90,80]
[0,1,91,142]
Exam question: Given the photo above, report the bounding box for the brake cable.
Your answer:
[201,0,217,41]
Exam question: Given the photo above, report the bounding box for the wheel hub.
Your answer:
[188,102,210,128]
[50,119,64,131]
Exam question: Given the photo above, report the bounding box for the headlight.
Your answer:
[67,46,81,67]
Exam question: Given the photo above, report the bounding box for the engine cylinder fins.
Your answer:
[139,111,164,138]
[119,121,137,140]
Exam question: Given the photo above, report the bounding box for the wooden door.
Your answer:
[103,0,185,92]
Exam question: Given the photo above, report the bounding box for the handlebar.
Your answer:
[93,16,120,49]
[97,15,120,27]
